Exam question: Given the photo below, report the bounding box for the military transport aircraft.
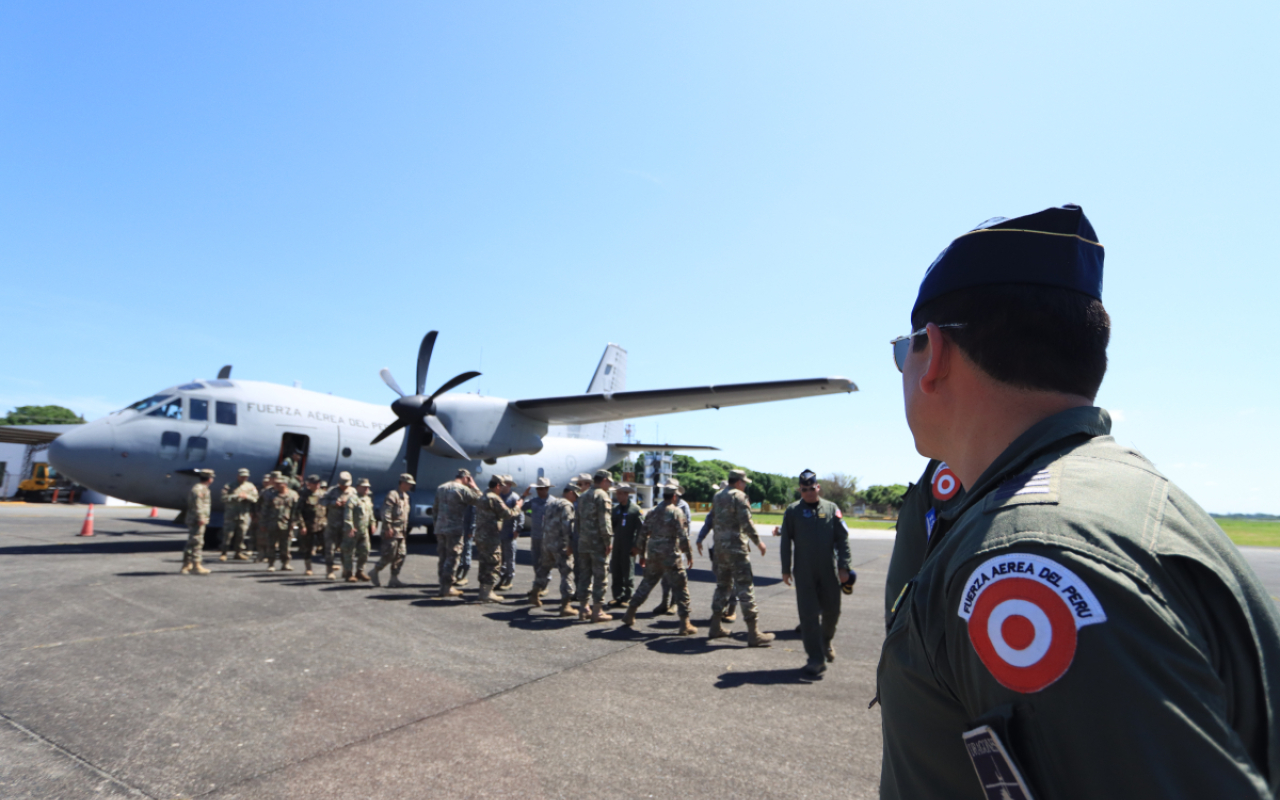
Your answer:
[18,332,855,534]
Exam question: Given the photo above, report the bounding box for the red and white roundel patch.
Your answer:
[957,553,1106,693]
[932,462,959,501]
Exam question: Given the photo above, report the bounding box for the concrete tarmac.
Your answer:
[0,505,893,800]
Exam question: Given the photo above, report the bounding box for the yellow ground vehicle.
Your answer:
[17,462,79,502]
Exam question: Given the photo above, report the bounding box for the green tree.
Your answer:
[818,473,860,511]
[864,484,909,511]
[0,405,85,425]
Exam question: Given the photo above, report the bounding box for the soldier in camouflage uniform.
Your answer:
[219,467,258,561]
[434,468,482,598]
[341,477,374,581]
[261,471,299,571]
[575,469,615,622]
[527,484,578,615]
[295,475,324,576]
[654,478,694,615]
[181,469,215,575]
[473,475,521,602]
[251,473,272,561]
[708,469,774,646]
[371,473,414,588]
[497,476,522,591]
[320,471,357,580]
[622,484,697,635]
[694,480,737,621]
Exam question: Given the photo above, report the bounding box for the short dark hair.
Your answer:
[911,285,1110,398]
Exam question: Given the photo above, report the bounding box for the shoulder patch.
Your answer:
[957,552,1106,693]
[984,466,1059,513]
[932,462,960,501]
[962,726,1035,800]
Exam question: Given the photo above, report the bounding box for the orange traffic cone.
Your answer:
[79,504,95,537]
[149,506,159,518]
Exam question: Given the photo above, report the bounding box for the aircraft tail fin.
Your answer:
[552,344,627,441]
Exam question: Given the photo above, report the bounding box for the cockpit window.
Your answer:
[126,394,172,413]
[148,398,183,420]
[190,399,209,422]
[215,401,237,425]
[178,382,204,391]
[207,380,234,388]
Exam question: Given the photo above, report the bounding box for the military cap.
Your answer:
[577,473,593,484]
[913,204,1104,316]
[455,468,472,479]
[593,468,612,481]
[531,477,553,489]
[501,474,516,484]
[662,482,682,495]
[194,468,216,477]
[614,482,632,492]
[318,481,329,490]
[306,474,320,483]
[563,484,580,495]
[798,469,818,486]
[398,473,416,486]
[337,471,352,485]
[237,468,251,477]
[356,477,371,488]
[268,470,284,481]
[728,468,752,484]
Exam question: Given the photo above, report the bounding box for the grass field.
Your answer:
[1215,519,1280,548]
[691,512,897,530]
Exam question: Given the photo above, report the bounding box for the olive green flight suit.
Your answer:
[885,459,967,629]
[780,498,851,667]
[878,408,1280,800]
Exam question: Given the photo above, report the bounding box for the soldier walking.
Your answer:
[342,477,375,581]
[320,471,357,580]
[434,469,481,598]
[250,473,272,561]
[694,480,737,621]
[522,477,552,591]
[621,484,697,636]
[780,470,852,676]
[575,469,615,622]
[219,467,258,561]
[527,483,577,615]
[181,469,215,575]
[474,475,521,602]
[296,475,324,576]
[497,476,522,591]
[654,479,693,615]
[371,473,415,588]
[261,471,299,571]
[609,482,643,607]
[708,469,774,646]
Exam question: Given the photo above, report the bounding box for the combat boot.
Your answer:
[528,588,542,607]
[722,610,737,623]
[234,552,250,561]
[369,565,382,587]
[825,643,836,663]
[590,602,613,623]
[343,569,354,582]
[678,617,698,636]
[439,586,463,598]
[747,618,775,647]
[478,587,503,603]
[281,562,293,571]
[621,605,638,627]
[180,557,192,575]
[653,603,673,616]
[558,601,576,617]
[578,603,590,621]
[192,563,211,576]
[326,567,339,580]
[356,569,370,582]
[454,566,470,587]
[266,562,276,572]
[538,587,548,597]
[219,553,228,562]
[387,574,405,589]
[304,559,313,576]
[707,615,730,640]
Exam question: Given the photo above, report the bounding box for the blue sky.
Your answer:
[3,2,1277,513]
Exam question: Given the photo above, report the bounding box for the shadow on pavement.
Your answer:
[714,667,814,688]
[483,607,584,631]
[0,540,183,556]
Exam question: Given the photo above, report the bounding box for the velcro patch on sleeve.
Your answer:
[962,725,1036,800]
[957,553,1105,693]
[984,465,1059,513]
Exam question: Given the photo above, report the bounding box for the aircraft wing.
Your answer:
[608,443,721,451]
[0,426,67,445]
[512,377,856,425]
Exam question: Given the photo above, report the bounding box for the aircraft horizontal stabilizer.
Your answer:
[512,377,856,425]
[608,443,721,451]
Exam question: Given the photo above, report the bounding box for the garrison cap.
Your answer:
[337,471,352,485]
[237,468,251,477]
[356,477,371,488]
[455,468,472,479]
[728,469,752,484]
[913,204,1103,316]
[398,473,416,486]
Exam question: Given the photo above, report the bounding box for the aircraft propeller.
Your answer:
[370,331,480,479]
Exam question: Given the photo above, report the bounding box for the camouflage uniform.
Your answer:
[498,485,522,588]
[342,490,374,578]
[575,485,613,607]
[474,489,518,598]
[628,501,693,620]
[711,485,762,623]
[250,477,271,559]
[296,481,323,569]
[219,477,258,557]
[321,481,358,577]
[374,486,411,584]
[261,484,299,569]
[531,495,576,604]
[658,496,694,611]
[434,478,481,593]
[184,480,212,568]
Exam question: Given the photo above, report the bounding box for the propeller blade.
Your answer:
[369,418,408,446]
[424,414,470,460]
[380,368,407,398]
[415,331,438,396]
[428,371,481,403]
[217,365,231,379]
[405,424,424,482]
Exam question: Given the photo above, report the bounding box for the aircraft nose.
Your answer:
[48,421,116,489]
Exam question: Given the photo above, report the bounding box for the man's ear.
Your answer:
[919,322,951,395]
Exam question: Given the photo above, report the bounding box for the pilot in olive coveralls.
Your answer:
[779,470,852,676]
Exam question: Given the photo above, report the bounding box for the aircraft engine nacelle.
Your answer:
[431,395,546,460]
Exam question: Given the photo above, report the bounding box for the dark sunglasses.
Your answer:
[890,323,967,373]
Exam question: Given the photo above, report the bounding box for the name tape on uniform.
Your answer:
[962,725,1035,800]
[957,553,1106,693]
